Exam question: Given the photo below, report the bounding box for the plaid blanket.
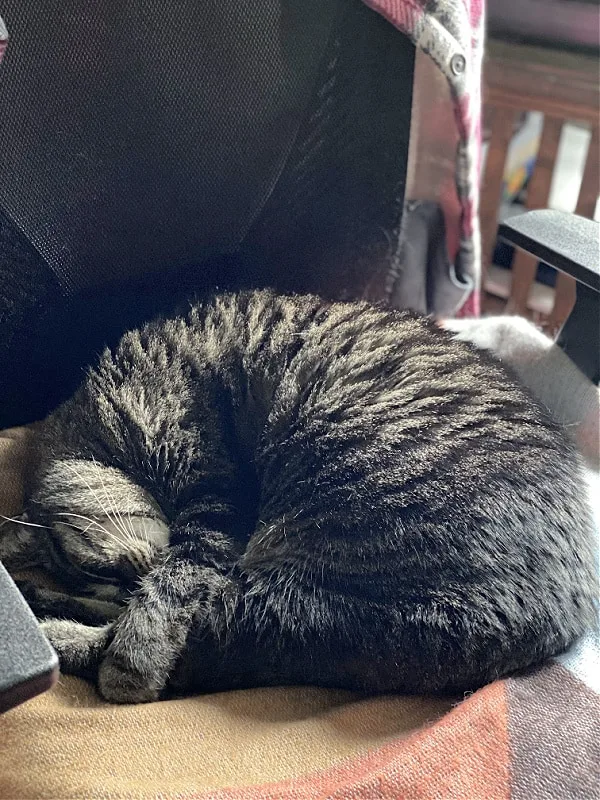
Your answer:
[1,662,598,799]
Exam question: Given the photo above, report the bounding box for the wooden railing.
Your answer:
[481,40,599,332]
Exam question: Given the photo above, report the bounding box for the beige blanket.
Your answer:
[1,427,455,798]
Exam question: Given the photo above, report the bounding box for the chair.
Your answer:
[1,4,597,798]
[0,0,483,715]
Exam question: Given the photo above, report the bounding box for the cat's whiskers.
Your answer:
[65,519,103,537]
[64,458,134,544]
[91,456,138,543]
[124,513,140,542]
[0,514,52,531]
[90,456,131,539]
[62,460,128,538]
[138,517,151,545]
[57,514,135,550]
[58,519,123,545]
[56,512,112,536]
[58,513,137,551]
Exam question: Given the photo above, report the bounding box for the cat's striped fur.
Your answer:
[6,290,596,702]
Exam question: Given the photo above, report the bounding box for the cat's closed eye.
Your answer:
[53,513,169,583]
[25,456,171,589]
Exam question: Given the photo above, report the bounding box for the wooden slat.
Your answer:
[480,107,516,287]
[505,116,564,316]
[545,125,600,335]
[482,39,599,319]
[575,126,600,218]
[485,40,599,126]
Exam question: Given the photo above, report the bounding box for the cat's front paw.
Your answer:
[97,653,164,704]
[40,618,111,678]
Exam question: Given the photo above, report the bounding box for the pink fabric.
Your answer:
[361,0,425,35]
[0,18,7,62]
[364,0,484,316]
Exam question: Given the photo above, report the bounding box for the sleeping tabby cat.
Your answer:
[2,290,596,703]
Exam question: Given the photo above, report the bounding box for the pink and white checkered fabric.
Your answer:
[363,0,484,315]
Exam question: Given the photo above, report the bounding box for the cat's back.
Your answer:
[82,288,574,458]
[132,289,326,383]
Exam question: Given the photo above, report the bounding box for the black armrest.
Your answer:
[0,560,58,713]
[498,209,600,384]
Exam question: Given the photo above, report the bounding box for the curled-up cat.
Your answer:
[1,290,596,703]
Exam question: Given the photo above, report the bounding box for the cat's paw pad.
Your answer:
[98,655,162,704]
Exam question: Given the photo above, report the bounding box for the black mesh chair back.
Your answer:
[0,1,414,426]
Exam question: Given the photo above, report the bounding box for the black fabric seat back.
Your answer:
[0,0,414,426]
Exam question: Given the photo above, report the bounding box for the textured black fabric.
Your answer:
[0,0,342,292]
[0,0,413,427]
[0,210,60,360]
[0,209,65,426]
[244,0,414,301]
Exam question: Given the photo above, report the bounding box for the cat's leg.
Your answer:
[166,571,389,695]
[16,579,122,625]
[95,549,378,699]
[97,416,256,701]
[40,619,113,680]
[97,528,241,703]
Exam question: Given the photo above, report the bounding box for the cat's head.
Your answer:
[6,330,189,593]
[18,456,169,594]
